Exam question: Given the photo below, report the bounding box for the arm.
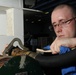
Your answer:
[50,37,76,54]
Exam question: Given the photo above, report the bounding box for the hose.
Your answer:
[3,38,76,68]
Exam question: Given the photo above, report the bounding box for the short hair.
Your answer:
[52,4,76,17]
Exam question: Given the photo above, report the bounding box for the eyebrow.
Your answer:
[52,22,56,25]
[65,17,76,22]
[52,19,65,25]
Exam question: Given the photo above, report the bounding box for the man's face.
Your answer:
[51,7,76,38]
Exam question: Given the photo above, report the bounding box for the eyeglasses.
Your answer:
[52,17,76,29]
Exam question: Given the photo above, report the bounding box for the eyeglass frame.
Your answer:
[52,17,76,29]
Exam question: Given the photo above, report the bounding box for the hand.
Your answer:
[50,37,76,54]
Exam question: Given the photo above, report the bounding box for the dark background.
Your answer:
[23,0,76,51]
[23,1,76,75]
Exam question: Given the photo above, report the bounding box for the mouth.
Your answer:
[59,35,64,37]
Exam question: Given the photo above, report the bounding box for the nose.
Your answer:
[56,25,62,33]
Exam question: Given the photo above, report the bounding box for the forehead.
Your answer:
[51,7,73,22]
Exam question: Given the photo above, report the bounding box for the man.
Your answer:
[37,4,76,75]
[50,4,76,54]
[49,4,76,75]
